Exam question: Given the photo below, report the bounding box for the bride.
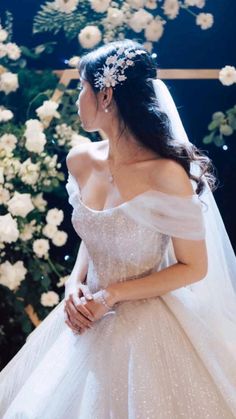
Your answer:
[0,39,236,419]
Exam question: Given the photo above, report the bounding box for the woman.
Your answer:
[0,39,236,418]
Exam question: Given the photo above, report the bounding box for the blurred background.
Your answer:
[0,0,235,369]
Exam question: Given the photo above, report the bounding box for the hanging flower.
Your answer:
[33,238,50,258]
[0,213,19,243]
[52,0,79,14]
[0,260,27,291]
[219,66,236,87]
[90,0,110,13]
[7,192,34,218]
[196,13,214,30]
[40,290,59,307]
[78,25,102,49]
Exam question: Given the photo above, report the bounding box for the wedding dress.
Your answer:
[0,79,236,418]
[0,170,235,418]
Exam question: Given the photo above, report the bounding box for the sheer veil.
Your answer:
[151,78,236,352]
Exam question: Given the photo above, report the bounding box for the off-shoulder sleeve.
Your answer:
[123,189,206,240]
[65,172,80,210]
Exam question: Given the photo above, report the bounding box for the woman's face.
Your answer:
[76,77,112,132]
[76,78,96,132]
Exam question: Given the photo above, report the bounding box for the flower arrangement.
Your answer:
[0,17,92,361]
[33,0,214,53]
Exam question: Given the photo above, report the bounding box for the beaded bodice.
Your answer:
[66,174,171,293]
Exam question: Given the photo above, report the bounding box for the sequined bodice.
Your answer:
[69,183,170,293]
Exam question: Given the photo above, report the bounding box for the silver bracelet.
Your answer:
[100,289,113,309]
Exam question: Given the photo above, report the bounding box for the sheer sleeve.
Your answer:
[123,189,206,240]
[65,172,80,211]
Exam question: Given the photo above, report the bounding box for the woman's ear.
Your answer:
[99,87,113,111]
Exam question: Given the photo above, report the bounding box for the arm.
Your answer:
[64,240,90,297]
[105,238,207,307]
[65,144,92,294]
[104,159,208,307]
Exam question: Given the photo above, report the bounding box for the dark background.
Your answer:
[0,0,235,249]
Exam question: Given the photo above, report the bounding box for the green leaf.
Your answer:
[22,318,33,334]
[227,114,236,130]
[208,119,222,131]
[213,136,225,147]
[202,132,214,144]
[41,276,51,289]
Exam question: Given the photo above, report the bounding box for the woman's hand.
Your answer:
[64,289,116,334]
[64,282,95,334]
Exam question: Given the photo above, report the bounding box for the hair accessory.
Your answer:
[94,46,147,91]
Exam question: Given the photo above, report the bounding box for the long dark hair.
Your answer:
[78,39,217,195]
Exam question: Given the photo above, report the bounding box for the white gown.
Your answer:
[0,172,236,419]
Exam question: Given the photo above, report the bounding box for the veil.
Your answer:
[151,78,236,351]
[119,78,236,409]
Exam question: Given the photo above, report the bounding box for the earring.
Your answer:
[104,108,108,113]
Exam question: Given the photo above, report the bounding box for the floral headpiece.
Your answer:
[94,46,147,90]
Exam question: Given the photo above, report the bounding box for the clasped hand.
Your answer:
[64,284,112,335]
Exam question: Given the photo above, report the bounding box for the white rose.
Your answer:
[0,213,19,243]
[46,208,64,226]
[162,0,179,19]
[24,120,46,154]
[0,186,10,204]
[90,0,110,13]
[0,134,17,152]
[185,0,205,7]
[127,0,145,9]
[0,29,8,42]
[0,260,27,291]
[107,7,124,27]
[19,221,37,241]
[56,275,70,287]
[143,41,153,53]
[68,56,80,67]
[0,44,7,59]
[36,100,60,128]
[219,66,236,86]
[25,132,46,154]
[25,119,44,132]
[128,9,153,33]
[196,13,214,30]
[0,167,4,183]
[5,42,21,60]
[32,193,47,212]
[42,223,58,239]
[19,158,40,186]
[145,19,164,42]
[33,238,50,258]
[0,108,14,122]
[41,290,59,307]
[7,192,34,218]
[53,0,79,13]
[52,230,68,247]
[78,25,102,49]
[0,72,19,95]
[145,0,158,9]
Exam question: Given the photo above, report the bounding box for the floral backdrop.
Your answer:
[0,0,235,368]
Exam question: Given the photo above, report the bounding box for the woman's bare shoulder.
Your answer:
[66,140,102,178]
[149,158,195,196]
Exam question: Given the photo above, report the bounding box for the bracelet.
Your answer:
[100,289,113,310]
